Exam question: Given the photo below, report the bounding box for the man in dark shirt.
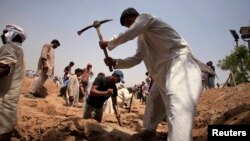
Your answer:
[83,70,124,123]
[63,61,74,82]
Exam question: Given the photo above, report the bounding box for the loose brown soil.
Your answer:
[10,77,250,141]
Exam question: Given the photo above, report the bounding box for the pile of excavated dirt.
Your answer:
[9,77,250,141]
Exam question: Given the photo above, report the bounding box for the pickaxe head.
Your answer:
[77,19,112,36]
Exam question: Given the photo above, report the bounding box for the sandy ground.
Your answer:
[8,77,250,141]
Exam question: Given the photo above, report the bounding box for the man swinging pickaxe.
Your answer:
[77,19,113,72]
[78,20,123,127]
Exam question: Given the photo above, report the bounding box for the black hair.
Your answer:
[51,39,60,46]
[207,61,213,66]
[1,34,6,44]
[120,7,139,26]
[69,61,74,65]
[127,87,133,93]
[97,72,105,77]
[75,68,83,74]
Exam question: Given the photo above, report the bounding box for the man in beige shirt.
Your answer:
[26,39,60,99]
[0,24,27,141]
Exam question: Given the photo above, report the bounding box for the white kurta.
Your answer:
[103,97,114,114]
[0,44,25,134]
[117,88,132,108]
[66,74,80,107]
[108,14,204,141]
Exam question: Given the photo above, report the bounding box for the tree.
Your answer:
[217,45,250,85]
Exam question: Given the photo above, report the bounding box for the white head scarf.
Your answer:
[3,24,27,47]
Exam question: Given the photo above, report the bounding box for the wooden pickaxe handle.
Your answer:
[128,90,134,113]
[95,27,113,72]
[117,116,122,126]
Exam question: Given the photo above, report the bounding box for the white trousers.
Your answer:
[0,90,20,134]
[103,97,114,114]
[143,55,202,141]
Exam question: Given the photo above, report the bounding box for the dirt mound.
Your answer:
[10,77,250,141]
[193,83,250,140]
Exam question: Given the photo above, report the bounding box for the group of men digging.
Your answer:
[0,7,215,141]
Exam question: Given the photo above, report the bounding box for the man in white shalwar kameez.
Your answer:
[99,8,215,141]
[0,24,27,140]
[65,68,83,107]
[103,86,132,113]
[117,87,132,108]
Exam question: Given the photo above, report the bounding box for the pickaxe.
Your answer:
[77,19,113,72]
[128,90,134,113]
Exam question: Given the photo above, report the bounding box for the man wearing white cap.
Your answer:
[0,24,27,140]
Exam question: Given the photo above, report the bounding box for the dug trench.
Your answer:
[10,77,250,141]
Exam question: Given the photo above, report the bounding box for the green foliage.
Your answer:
[217,45,250,84]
